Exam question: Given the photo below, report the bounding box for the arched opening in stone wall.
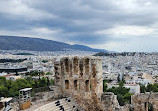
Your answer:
[73,58,79,74]
[74,80,78,90]
[64,58,69,74]
[85,80,90,92]
[90,83,91,91]
[54,64,60,84]
[61,61,64,75]
[148,102,153,111]
[85,58,89,75]
[79,62,83,77]
[65,80,70,89]
[92,64,96,78]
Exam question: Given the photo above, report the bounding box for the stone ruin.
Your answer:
[101,92,129,111]
[54,56,158,111]
[132,93,158,111]
[54,56,103,111]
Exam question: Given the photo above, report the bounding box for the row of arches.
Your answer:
[65,80,90,92]
[64,58,90,75]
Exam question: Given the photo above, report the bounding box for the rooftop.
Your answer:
[19,88,32,92]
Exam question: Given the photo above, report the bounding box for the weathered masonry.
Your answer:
[54,56,158,111]
[54,56,103,111]
[132,93,158,111]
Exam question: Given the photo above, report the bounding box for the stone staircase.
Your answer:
[34,97,78,111]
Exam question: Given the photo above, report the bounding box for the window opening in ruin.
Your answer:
[85,80,90,92]
[148,102,153,111]
[73,58,78,74]
[65,80,69,89]
[74,80,78,90]
[80,63,83,77]
[90,83,91,91]
[92,64,96,78]
[65,58,69,73]
[54,66,58,71]
[70,63,72,76]
[85,58,89,75]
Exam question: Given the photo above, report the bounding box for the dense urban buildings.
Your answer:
[1,51,158,110]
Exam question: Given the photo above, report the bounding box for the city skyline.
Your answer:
[0,0,158,52]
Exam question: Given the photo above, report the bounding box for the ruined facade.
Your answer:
[101,92,129,111]
[54,56,103,111]
[54,56,131,111]
[132,93,158,111]
[54,56,158,111]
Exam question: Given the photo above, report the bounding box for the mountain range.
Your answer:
[0,35,107,52]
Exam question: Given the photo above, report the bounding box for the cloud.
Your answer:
[0,27,61,41]
[0,0,158,52]
[0,0,56,21]
[95,25,155,38]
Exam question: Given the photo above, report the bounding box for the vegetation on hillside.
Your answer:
[104,80,158,106]
[140,83,158,93]
[103,81,133,106]
[94,52,137,57]
[41,60,49,63]
[0,76,54,97]
[14,53,34,55]
[25,70,44,77]
[0,59,27,63]
[0,35,106,52]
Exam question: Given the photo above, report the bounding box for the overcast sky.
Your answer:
[0,0,158,52]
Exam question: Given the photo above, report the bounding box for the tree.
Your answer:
[152,84,158,92]
[117,74,120,82]
[0,86,8,97]
[103,80,110,92]
[146,84,153,92]
[117,94,125,106]
[140,84,146,93]
[119,81,124,88]
[106,81,131,106]
[0,77,6,85]
[38,71,44,80]
[50,79,54,85]
[47,77,50,86]
[46,72,51,75]
[0,76,54,97]
[103,84,108,92]
[123,93,133,104]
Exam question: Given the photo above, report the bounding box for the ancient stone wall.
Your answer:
[54,62,61,86]
[54,56,103,111]
[101,92,119,111]
[101,92,129,111]
[131,93,158,111]
[54,56,158,111]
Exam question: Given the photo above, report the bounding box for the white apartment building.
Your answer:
[107,83,140,94]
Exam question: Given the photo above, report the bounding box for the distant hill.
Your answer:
[94,52,137,56]
[13,53,34,55]
[72,44,107,52]
[0,35,108,52]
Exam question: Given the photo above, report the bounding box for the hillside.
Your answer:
[0,35,107,52]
